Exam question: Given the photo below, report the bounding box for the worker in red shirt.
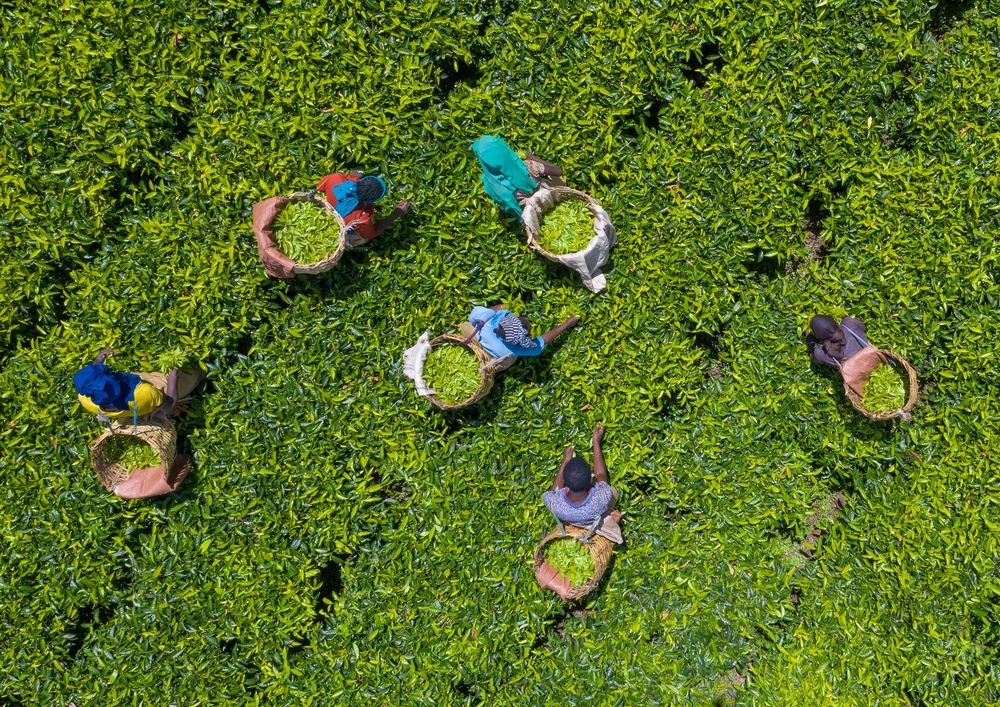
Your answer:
[316,171,411,246]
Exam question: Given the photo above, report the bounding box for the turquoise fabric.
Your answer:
[471,135,538,215]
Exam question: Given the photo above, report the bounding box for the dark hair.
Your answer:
[564,456,592,492]
[810,315,838,340]
[356,176,386,204]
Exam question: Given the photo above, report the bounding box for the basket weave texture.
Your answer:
[533,524,614,601]
[89,418,177,490]
[425,333,507,410]
[252,191,348,278]
[841,347,919,421]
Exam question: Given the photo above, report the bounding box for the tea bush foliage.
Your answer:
[2,0,999,704]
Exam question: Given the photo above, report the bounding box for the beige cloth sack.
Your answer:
[520,187,616,293]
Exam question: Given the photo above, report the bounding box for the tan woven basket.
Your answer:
[533,524,614,601]
[425,333,506,410]
[522,186,604,259]
[89,418,177,491]
[284,191,349,275]
[842,347,919,421]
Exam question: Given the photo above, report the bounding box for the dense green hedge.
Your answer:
[2,0,998,703]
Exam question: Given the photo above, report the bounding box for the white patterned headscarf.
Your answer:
[496,314,538,349]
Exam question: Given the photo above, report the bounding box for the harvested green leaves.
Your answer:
[424,344,481,404]
[104,434,161,470]
[543,537,595,587]
[537,199,595,254]
[273,200,342,264]
[862,362,906,413]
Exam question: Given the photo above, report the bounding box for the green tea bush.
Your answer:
[1,0,999,704]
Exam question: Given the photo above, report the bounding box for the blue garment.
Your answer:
[471,135,538,216]
[543,482,614,525]
[330,176,386,218]
[73,363,140,411]
[468,306,545,359]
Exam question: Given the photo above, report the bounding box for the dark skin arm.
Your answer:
[372,199,411,235]
[591,424,607,484]
[525,151,564,177]
[551,444,575,491]
[93,349,116,364]
[540,316,581,346]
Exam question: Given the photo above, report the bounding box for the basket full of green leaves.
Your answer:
[533,524,613,601]
[252,191,348,278]
[520,186,616,293]
[422,333,500,410]
[840,347,919,421]
[89,419,177,491]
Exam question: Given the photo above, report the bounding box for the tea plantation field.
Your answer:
[2,0,999,703]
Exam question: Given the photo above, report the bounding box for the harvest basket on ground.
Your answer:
[252,191,349,279]
[89,418,179,494]
[422,333,510,410]
[533,524,614,601]
[520,186,616,293]
[840,347,919,421]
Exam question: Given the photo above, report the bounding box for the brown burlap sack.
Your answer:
[840,346,919,421]
[533,524,614,602]
[251,192,348,279]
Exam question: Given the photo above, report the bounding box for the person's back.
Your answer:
[543,425,614,526]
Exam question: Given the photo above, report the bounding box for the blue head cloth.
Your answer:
[331,176,387,218]
[471,135,538,216]
[73,363,141,411]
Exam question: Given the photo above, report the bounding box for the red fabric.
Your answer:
[317,173,379,240]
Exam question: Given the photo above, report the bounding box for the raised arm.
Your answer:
[539,316,581,346]
[551,444,575,491]
[591,424,607,483]
[373,199,411,235]
[93,349,116,364]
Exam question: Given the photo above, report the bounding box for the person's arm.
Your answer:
[591,424,608,484]
[525,151,563,178]
[810,343,839,368]
[372,200,411,236]
[93,349,115,364]
[551,444,574,491]
[489,304,505,312]
[540,316,581,346]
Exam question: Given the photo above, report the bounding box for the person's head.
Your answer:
[73,363,139,412]
[810,315,838,340]
[564,456,592,492]
[356,176,387,205]
[496,314,538,350]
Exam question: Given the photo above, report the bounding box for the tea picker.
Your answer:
[252,171,410,279]
[534,424,623,601]
[74,350,195,429]
[458,303,580,372]
[74,350,205,499]
[808,314,919,421]
[471,134,616,293]
[402,304,580,410]
[316,171,411,246]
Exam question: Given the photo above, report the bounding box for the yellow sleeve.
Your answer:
[130,383,164,416]
[78,394,100,415]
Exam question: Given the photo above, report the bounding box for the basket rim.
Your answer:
[522,187,604,258]
[424,333,495,409]
[533,525,612,600]
[274,191,349,271]
[843,348,919,421]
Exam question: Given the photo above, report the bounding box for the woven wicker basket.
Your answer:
[841,347,919,421]
[425,333,506,410]
[89,419,177,491]
[258,191,349,276]
[522,186,606,259]
[533,524,614,601]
